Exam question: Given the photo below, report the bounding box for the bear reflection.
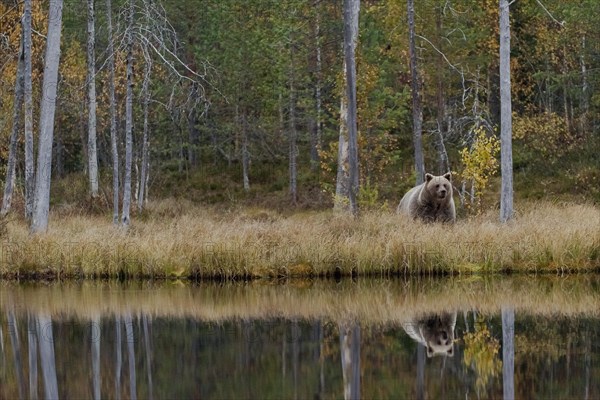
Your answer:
[402,312,457,357]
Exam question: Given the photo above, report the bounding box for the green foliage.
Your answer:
[459,126,500,212]
[0,0,599,212]
[463,315,502,395]
[513,112,575,161]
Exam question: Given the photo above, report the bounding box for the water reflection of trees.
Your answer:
[0,281,599,399]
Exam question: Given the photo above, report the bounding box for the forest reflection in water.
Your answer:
[1,276,599,399]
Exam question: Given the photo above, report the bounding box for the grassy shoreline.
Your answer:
[0,200,598,280]
[3,275,600,321]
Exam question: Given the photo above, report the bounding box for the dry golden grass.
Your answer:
[2,275,600,322]
[0,200,598,279]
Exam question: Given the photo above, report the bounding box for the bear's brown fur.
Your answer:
[397,172,456,223]
[402,312,457,357]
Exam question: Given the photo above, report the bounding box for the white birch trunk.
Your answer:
[31,0,64,234]
[334,80,349,212]
[408,0,424,185]
[28,314,38,400]
[92,315,101,400]
[138,55,151,211]
[339,322,361,400]
[87,0,99,197]
[37,314,59,400]
[343,0,360,215]
[24,0,35,221]
[115,315,122,400]
[106,0,119,225]
[142,314,154,400]
[502,307,515,400]
[121,0,134,226]
[8,311,25,399]
[499,0,514,223]
[1,38,24,216]
[124,313,137,400]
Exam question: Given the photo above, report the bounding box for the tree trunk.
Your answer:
[1,38,24,216]
[499,0,514,223]
[580,36,589,132]
[138,55,151,211]
[28,314,38,400]
[87,0,99,197]
[143,315,154,400]
[339,322,361,400]
[37,314,59,400]
[289,41,298,205]
[310,5,323,170]
[92,315,101,400]
[435,6,448,174]
[24,0,35,221]
[241,111,250,192]
[187,86,200,169]
[416,344,425,400]
[106,0,119,225]
[343,0,360,215]
[122,0,134,227]
[408,0,424,185]
[335,70,349,212]
[502,307,515,400]
[115,315,123,400]
[8,310,25,399]
[124,313,137,400]
[31,0,64,234]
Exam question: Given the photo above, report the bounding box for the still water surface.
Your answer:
[1,277,599,399]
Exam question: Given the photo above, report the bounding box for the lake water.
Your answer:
[1,277,599,399]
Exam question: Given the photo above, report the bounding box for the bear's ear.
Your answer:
[443,172,452,181]
[425,173,434,182]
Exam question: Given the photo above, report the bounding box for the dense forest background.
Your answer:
[1,0,598,215]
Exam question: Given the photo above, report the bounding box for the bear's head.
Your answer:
[425,172,452,202]
[420,312,456,357]
[421,325,454,357]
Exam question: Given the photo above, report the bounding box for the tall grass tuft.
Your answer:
[0,201,598,279]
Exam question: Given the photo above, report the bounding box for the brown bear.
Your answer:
[402,312,457,357]
[397,172,456,223]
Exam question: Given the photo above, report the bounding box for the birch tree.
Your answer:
[341,0,360,215]
[28,315,38,400]
[408,0,424,185]
[8,310,25,399]
[334,0,360,214]
[31,0,64,234]
[137,48,152,211]
[339,322,361,400]
[121,0,134,226]
[24,0,35,221]
[37,314,59,400]
[502,307,515,400]
[334,66,350,211]
[499,0,513,223]
[92,315,101,400]
[1,38,24,216]
[106,0,119,225]
[87,0,99,197]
